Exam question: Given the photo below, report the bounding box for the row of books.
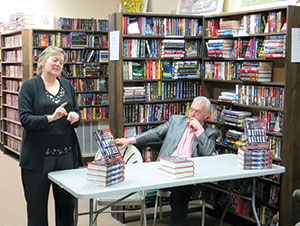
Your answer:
[3,50,22,62]
[6,122,23,138]
[5,108,19,121]
[3,65,23,77]
[235,84,284,109]
[204,61,272,82]
[231,37,264,59]
[79,107,109,120]
[206,10,286,37]
[69,78,108,92]
[64,63,108,77]
[6,136,21,152]
[123,102,189,123]
[33,49,109,63]
[3,80,21,92]
[268,135,282,159]
[144,80,201,101]
[33,33,108,48]
[76,93,108,106]
[206,35,285,59]
[5,93,18,108]
[3,34,22,47]
[123,60,199,80]
[58,17,109,32]
[123,16,202,36]
[259,110,283,133]
[123,39,201,58]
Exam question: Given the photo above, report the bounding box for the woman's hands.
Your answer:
[47,102,79,124]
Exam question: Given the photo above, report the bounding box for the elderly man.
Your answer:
[116,96,219,226]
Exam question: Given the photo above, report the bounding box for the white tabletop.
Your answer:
[48,154,285,200]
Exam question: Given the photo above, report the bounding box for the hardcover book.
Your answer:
[159,168,194,179]
[244,117,268,149]
[159,156,194,168]
[92,129,123,164]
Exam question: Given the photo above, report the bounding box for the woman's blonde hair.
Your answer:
[37,46,68,74]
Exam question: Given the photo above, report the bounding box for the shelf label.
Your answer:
[291,28,300,63]
[109,30,120,61]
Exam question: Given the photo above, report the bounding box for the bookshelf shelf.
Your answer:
[3,117,21,125]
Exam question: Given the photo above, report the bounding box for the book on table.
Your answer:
[87,176,125,187]
[159,167,194,179]
[159,156,194,179]
[92,128,123,164]
[159,156,194,168]
[90,129,125,186]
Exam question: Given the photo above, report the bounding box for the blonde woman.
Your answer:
[18,46,83,226]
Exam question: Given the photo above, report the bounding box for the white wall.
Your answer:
[0,0,119,23]
[0,0,244,24]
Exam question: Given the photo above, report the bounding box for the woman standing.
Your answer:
[18,46,83,226]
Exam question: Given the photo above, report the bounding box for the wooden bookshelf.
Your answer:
[201,5,300,226]
[0,29,32,155]
[108,12,203,158]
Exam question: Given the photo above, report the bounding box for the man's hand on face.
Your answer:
[189,117,203,131]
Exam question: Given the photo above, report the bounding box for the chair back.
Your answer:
[95,144,143,165]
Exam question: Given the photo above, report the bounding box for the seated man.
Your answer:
[115,96,219,226]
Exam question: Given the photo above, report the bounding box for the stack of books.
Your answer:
[238,61,273,82]
[123,86,146,102]
[237,147,273,170]
[206,39,234,58]
[87,129,125,187]
[217,19,240,36]
[158,156,194,179]
[238,117,272,169]
[222,109,252,127]
[87,159,125,187]
[218,91,236,103]
[161,39,185,58]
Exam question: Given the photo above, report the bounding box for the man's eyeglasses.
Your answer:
[189,107,202,115]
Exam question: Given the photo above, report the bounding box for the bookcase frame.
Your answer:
[201,5,300,226]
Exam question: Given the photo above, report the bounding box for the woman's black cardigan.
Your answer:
[18,74,84,171]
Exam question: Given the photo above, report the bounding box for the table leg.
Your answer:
[219,191,232,226]
[74,198,78,226]
[89,199,94,226]
[251,178,261,226]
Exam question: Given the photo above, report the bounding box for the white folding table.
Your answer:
[48,154,285,226]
